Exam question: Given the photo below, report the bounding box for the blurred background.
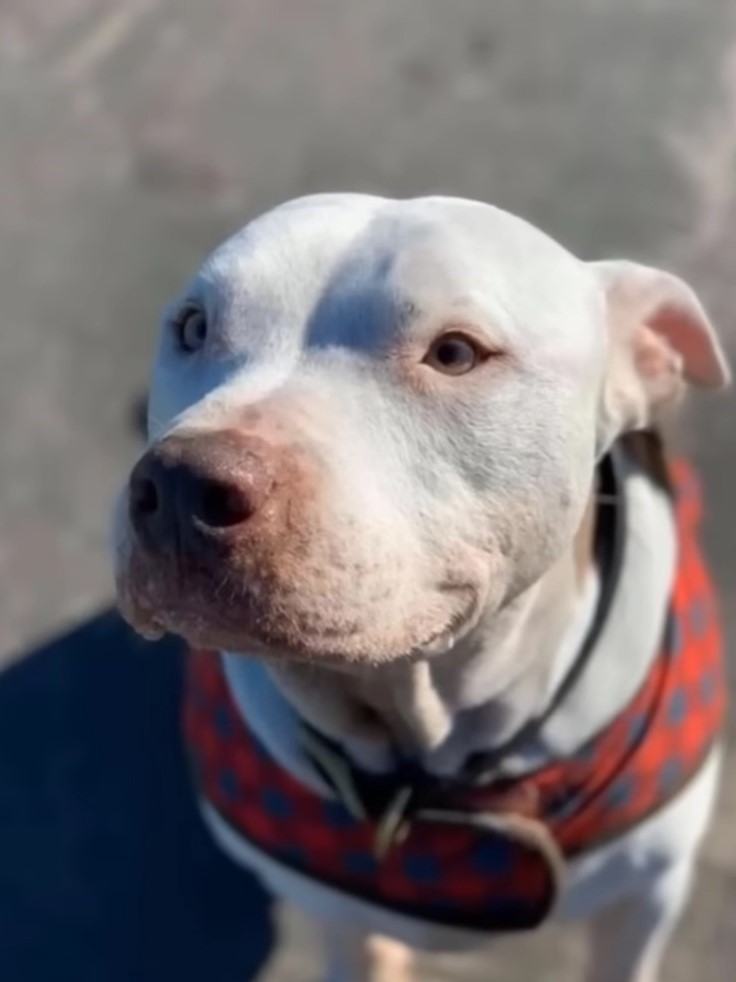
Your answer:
[0,1,734,979]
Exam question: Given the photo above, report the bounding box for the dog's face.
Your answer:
[114,194,729,665]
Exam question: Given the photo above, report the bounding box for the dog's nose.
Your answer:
[128,430,274,548]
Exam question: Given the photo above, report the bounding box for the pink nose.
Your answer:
[128,430,274,551]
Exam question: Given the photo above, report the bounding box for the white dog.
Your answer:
[114,194,730,982]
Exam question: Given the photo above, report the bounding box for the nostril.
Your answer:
[197,480,254,528]
[127,435,272,538]
[130,476,159,520]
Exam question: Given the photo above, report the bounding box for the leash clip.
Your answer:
[373,785,413,859]
[302,726,418,859]
[301,726,367,821]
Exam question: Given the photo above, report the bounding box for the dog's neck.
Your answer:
[249,436,677,778]
[266,494,600,775]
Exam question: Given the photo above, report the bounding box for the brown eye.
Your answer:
[175,306,208,353]
[424,333,484,376]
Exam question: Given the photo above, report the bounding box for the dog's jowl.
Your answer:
[114,195,730,982]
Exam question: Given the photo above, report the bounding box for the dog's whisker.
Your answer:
[212,576,228,604]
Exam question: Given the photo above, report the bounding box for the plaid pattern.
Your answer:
[183,458,725,931]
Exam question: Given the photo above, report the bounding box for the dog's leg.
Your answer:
[584,859,695,982]
[320,920,415,982]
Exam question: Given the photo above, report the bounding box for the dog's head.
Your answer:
[114,194,729,665]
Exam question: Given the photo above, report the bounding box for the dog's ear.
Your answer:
[591,260,730,454]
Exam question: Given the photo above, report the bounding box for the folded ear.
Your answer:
[591,260,730,453]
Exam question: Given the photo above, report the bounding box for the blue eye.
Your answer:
[175,305,208,353]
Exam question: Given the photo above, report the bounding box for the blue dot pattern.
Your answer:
[403,854,441,885]
[469,838,513,876]
[667,689,687,725]
[606,775,636,810]
[345,851,378,877]
[217,768,239,802]
[260,788,293,819]
[322,800,356,829]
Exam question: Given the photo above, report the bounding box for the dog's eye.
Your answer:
[424,333,485,376]
[174,306,208,353]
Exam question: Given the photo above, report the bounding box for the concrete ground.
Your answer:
[0,1,734,979]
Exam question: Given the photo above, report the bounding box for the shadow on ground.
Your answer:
[0,611,274,982]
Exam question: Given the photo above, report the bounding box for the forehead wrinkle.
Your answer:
[303,216,435,354]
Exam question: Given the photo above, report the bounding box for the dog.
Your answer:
[114,194,731,982]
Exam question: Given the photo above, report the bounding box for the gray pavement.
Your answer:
[1,1,735,979]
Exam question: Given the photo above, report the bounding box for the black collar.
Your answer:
[462,443,629,780]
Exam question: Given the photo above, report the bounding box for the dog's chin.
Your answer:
[116,556,484,665]
[117,589,480,667]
